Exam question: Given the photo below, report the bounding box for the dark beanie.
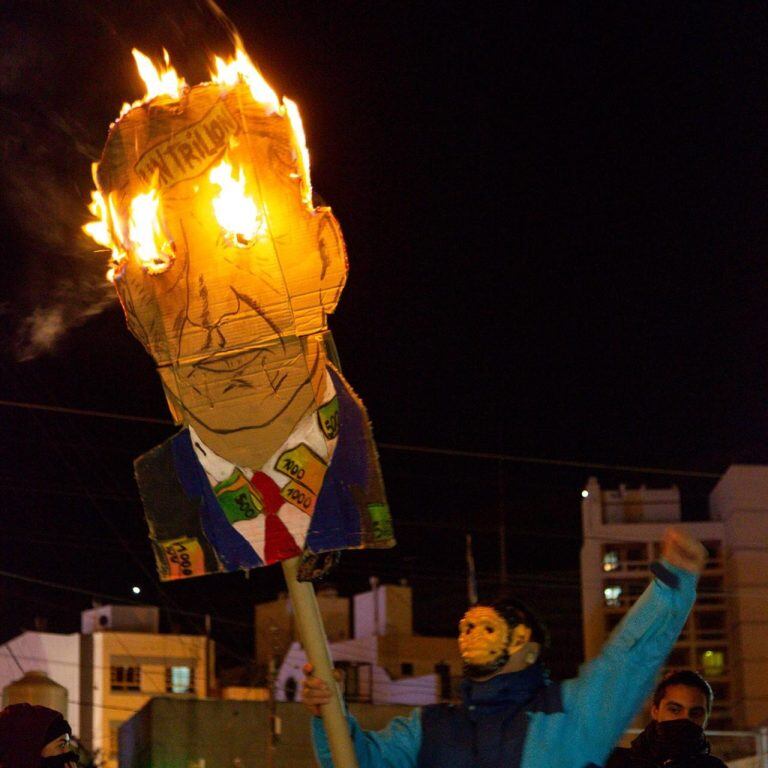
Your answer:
[0,703,69,768]
[44,714,72,746]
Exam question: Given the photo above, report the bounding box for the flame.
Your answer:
[89,44,319,275]
[120,49,185,116]
[283,97,313,209]
[82,164,126,281]
[209,158,266,246]
[210,47,279,114]
[128,189,174,274]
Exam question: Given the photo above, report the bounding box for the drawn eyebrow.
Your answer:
[230,287,286,351]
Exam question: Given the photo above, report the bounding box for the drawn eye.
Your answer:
[485,626,494,634]
[465,623,475,633]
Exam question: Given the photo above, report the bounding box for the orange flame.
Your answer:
[210,47,279,114]
[128,188,174,274]
[82,162,126,281]
[120,48,185,116]
[89,44,319,276]
[283,97,313,209]
[209,158,266,245]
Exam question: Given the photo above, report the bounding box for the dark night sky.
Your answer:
[1,1,767,679]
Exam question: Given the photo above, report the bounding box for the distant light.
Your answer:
[581,490,589,498]
[132,586,141,595]
[701,649,725,676]
[603,585,622,607]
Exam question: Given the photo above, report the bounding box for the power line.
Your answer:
[0,398,169,426]
[378,442,721,479]
[0,398,723,479]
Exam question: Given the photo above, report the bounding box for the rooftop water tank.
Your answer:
[2,670,68,714]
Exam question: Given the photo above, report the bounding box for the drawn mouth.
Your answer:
[193,349,266,374]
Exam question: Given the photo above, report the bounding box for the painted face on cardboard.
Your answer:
[103,85,347,468]
[458,606,539,679]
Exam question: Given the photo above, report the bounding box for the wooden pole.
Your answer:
[281,556,359,768]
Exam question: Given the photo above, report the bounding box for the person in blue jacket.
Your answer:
[302,527,706,768]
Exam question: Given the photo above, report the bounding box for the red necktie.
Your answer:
[249,471,302,564]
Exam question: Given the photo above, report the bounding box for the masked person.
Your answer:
[0,703,79,768]
[605,670,726,767]
[302,527,706,768]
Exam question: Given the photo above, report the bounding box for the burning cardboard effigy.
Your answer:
[85,47,393,582]
[84,42,392,768]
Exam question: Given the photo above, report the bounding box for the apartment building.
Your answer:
[580,465,768,728]
[0,604,212,768]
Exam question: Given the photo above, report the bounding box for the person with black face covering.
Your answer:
[0,703,79,768]
[606,670,726,768]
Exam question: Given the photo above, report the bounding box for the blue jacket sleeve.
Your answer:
[558,559,697,767]
[311,708,422,768]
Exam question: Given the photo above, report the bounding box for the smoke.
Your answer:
[0,7,116,360]
[14,286,114,362]
[0,99,116,361]
[0,0,272,361]
[20,306,65,358]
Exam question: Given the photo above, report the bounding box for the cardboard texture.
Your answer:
[91,76,393,580]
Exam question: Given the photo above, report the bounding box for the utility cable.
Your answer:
[0,398,722,478]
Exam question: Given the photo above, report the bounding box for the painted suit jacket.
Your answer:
[134,366,393,580]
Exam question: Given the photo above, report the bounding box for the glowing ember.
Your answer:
[209,158,265,245]
[120,48,185,116]
[210,47,279,114]
[128,189,174,274]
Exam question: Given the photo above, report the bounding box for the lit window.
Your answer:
[166,665,195,694]
[604,586,622,607]
[602,551,619,572]
[701,650,725,677]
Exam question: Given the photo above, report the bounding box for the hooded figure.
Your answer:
[0,704,78,768]
[610,719,725,768]
[606,670,726,768]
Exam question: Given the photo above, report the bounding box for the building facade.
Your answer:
[0,604,212,768]
[274,582,463,706]
[580,465,768,729]
[255,585,351,674]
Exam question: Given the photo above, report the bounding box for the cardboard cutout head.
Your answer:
[95,82,347,468]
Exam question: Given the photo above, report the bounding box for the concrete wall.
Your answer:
[81,606,159,635]
[255,589,350,669]
[354,585,412,638]
[119,697,415,768]
[377,634,461,679]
